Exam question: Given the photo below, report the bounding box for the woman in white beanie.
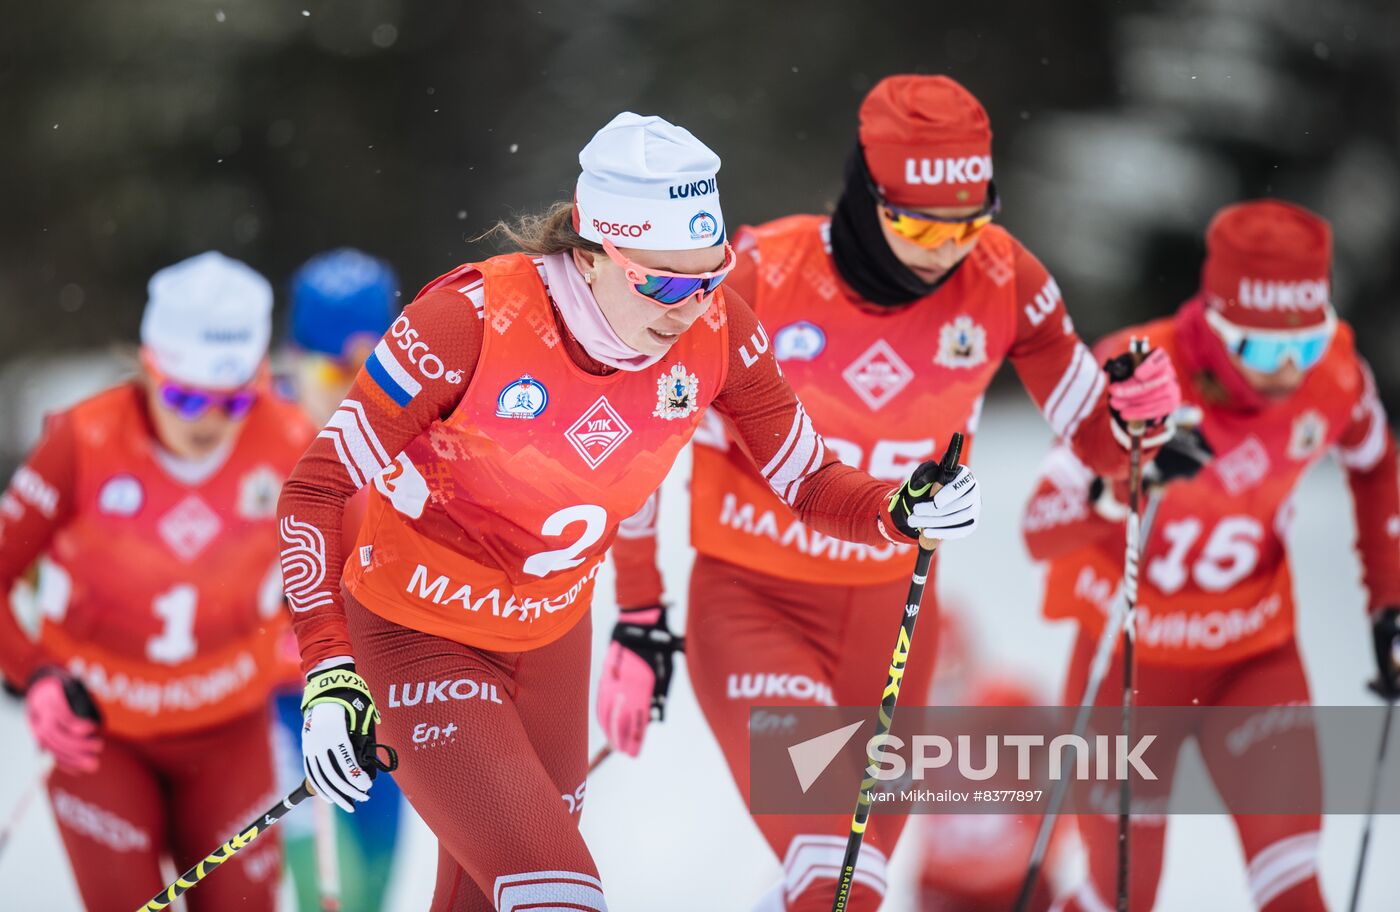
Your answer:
[276,112,983,909]
[0,251,313,909]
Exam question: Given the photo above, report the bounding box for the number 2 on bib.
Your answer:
[522,505,609,577]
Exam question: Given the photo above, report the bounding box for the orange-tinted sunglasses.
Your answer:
[876,181,1001,249]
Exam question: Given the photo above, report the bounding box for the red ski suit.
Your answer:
[276,252,911,911]
[0,383,311,911]
[1023,300,1400,912]
[612,217,1145,911]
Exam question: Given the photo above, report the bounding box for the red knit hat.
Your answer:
[859,75,993,208]
[1202,200,1332,330]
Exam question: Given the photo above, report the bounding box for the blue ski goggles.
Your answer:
[1205,307,1336,373]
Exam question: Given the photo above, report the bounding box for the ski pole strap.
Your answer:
[137,782,313,912]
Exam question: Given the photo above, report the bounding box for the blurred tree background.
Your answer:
[1,0,1396,411]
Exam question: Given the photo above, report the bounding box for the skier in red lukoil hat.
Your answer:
[1023,199,1399,911]
[606,74,1181,911]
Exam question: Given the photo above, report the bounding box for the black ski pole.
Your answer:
[1114,338,1150,912]
[830,432,963,912]
[1348,685,1396,912]
[135,742,396,912]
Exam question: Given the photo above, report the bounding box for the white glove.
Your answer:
[301,665,379,813]
[889,464,981,541]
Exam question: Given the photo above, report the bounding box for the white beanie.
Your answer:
[575,112,726,251]
[141,251,273,389]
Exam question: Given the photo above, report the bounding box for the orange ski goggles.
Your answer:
[877,182,1000,249]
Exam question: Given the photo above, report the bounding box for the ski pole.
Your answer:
[1348,682,1398,912]
[137,781,314,911]
[1114,337,1150,912]
[589,746,612,773]
[0,756,54,864]
[1012,489,1162,912]
[136,743,396,912]
[830,433,963,912]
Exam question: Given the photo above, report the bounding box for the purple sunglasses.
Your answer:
[159,382,257,421]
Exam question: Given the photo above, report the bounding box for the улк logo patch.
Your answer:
[843,339,913,411]
[653,363,699,421]
[158,494,223,561]
[496,374,548,420]
[935,316,987,369]
[566,396,632,468]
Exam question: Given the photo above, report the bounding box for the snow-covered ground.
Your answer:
[0,395,1393,910]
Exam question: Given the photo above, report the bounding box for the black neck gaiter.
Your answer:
[829,146,962,307]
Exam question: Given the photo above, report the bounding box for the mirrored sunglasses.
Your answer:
[159,381,258,420]
[877,182,1001,249]
[601,238,737,306]
[1205,308,1336,374]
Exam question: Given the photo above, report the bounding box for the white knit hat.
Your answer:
[141,251,273,389]
[575,112,726,251]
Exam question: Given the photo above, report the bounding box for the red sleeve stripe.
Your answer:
[782,434,827,506]
[760,402,808,477]
[761,404,826,505]
[1040,442,1095,492]
[1337,363,1388,471]
[459,280,486,320]
[317,400,392,488]
[1043,343,1105,438]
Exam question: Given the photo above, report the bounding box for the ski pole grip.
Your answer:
[918,432,965,550]
[1106,338,1151,438]
[936,432,965,484]
[61,674,103,727]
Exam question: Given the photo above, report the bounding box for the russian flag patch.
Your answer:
[365,340,421,407]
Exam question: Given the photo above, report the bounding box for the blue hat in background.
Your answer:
[290,248,399,359]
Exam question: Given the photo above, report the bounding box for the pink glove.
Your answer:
[1105,348,1181,447]
[596,606,683,757]
[26,671,102,773]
